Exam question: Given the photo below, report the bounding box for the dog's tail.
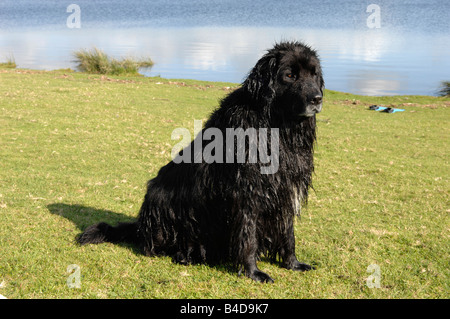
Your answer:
[77,221,138,245]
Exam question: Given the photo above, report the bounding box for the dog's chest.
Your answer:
[292,186,303,214]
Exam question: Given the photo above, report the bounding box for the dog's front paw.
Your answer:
[290,261,315,271]
[248,270,275,283]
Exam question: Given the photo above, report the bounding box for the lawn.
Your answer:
[0,68,448,299]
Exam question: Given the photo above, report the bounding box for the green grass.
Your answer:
[73,47,153,75]
[0,68,448,299]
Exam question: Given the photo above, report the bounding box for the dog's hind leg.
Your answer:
[171,242,196,265]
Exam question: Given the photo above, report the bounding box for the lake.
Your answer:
[1,0,449,96]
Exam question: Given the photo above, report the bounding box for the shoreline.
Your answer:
[2,67,449,100]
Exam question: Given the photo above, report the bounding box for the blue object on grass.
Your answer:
[369,105,405,113]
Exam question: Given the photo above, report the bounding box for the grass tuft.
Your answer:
[73,47,153,75]
[437,81,450,97]
[0,55,17,68]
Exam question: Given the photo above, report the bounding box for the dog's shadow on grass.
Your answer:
[47,203,140,254]
[47,203,237,276]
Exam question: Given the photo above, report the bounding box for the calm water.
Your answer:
[1,0,449,95]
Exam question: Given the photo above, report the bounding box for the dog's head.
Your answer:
[243,41,324,118]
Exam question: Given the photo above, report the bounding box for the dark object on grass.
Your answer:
[437,81,450,97]
[78,41,324,283]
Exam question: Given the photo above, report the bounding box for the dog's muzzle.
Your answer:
[303,95,322,117]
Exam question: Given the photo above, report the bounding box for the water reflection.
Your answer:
[1,26,449,95]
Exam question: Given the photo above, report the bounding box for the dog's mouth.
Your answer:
[300,102,322,117]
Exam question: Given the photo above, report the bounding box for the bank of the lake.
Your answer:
[0,68,448,298]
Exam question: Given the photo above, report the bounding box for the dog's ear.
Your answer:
[320,72,325,95]
[243,53,278,103]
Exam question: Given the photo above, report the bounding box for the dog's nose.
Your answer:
[312,95,322,105]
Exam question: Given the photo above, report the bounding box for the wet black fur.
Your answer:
[77,41,324,283]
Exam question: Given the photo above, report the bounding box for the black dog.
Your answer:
[78,41,324,283]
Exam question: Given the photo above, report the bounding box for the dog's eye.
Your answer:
[286,73,296,80]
